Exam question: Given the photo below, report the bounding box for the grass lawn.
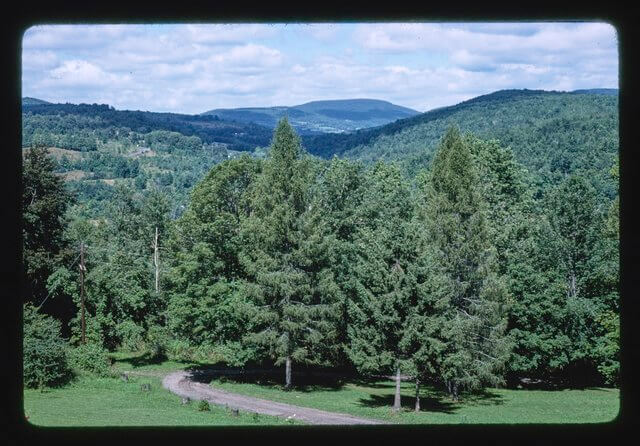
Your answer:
[22,352,299,427]
[208,376,620,424]
[22,352,619,426]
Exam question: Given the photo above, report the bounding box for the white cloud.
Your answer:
[21,23,619,114]
[23,24,134,50]
[43,60,131,88]
[21,50,59,71]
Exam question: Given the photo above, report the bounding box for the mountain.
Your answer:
[201,99,420,134]
[570,88,618,96]
[22,97,52,105]
[21,89,618,218]
[22,101,274,151]
[302,89,618,197]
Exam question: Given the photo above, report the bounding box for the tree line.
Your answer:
[22,119,619,408]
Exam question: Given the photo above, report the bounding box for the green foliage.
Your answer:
[22,102,273,151]
[23,304,72,388]
[306,90,618,199]
[116,320,145,352]
[21,94,619,393]
[144,325,170,360]
[506,171,618,384]
[22,146,73,308]
[197,400,211,412]
[418,127,512,398]
[593,311,619,385]
[239,118,341,381]
[67,343,113,377]
[344,162,417,377]
[165,155,263,364]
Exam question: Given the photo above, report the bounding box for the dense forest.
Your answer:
[22,90,619,406]
[304,89,618,199]
[22,101,274,151]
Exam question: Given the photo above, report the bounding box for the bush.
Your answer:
[197,400,210,412]
[68,343,113,377]
[116,320,145,352]
[166,339,195,362]
[145,325,169,360]
[23,304,72,388]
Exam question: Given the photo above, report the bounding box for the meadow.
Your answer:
[23,352,619,426]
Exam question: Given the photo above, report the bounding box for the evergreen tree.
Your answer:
[419,127,512,400]
[345,161,417,410]
[239,118,339,388]
[22,146,73,309]
[314,157,366,367]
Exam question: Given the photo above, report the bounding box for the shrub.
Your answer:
[145,325,169,360]
[197,400,210,412]
[23,304,72,388]
[68,342,113,377]
[166,339,194,362]
[116,320,145,352]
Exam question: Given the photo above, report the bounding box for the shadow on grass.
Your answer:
[113,352,211,370]
[459,388,505,406]
[185,365,349,393]
[115,353,166,368]
[357,393,458,414]
[358,387,504,414]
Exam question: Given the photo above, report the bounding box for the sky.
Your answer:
[21,22,619,114]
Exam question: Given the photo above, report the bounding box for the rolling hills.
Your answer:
[201,99,419,134]
[21,88,619,217]
[22,101,274,152]
[302,89,619,197]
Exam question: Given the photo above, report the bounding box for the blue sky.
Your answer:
[21,22,618,114]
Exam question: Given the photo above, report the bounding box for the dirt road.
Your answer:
[162,370,389,425]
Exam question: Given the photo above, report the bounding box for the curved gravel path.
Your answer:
[162,370,389,425]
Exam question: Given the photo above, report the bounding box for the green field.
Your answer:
[23,374,299,427]
[207,377,619,424]
[23,353,298,427]
[23,353,619,426]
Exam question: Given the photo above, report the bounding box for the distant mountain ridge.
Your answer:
[21,100,274,152]
[201,98,420,134]
[302,88,619,159]
[570,88,618,96]
[300,88,618,200]
[22,97,52,105]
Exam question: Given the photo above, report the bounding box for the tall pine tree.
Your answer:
[345,161,417,410]
[240,118,339,388]
[420,127,512,400]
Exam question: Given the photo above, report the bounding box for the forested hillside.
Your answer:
[21,101,275,218]
[303,89,618,198]
[23,101,274,151]
[21,90,619,402]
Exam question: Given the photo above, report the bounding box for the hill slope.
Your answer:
[23,97,52,105]
[303,89,618,197]
[202,99,419,134]
[21,100,272,219]
[22,101,274,152]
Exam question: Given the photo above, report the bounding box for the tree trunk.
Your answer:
[447,379,459,401]
[154,227,159,293]
[393,367,402,411]
[415,378,420,412]
[285,356,292,390]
